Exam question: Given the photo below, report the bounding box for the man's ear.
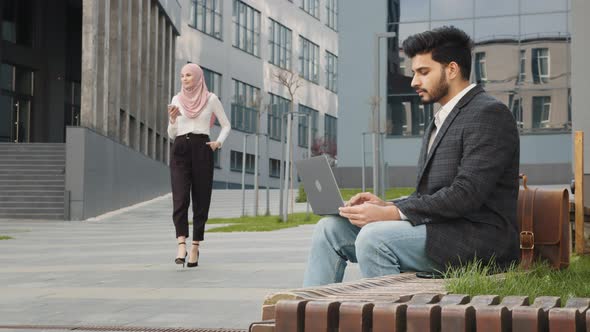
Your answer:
[447,61,461,80]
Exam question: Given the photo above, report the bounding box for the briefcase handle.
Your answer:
[519,173,528,190]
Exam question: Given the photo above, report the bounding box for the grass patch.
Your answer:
[297,187,415,203]
[444,255,590,304]
[206,212,323,232]
[0,236,13,240]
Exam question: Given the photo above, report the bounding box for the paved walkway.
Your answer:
[0,190,360,330]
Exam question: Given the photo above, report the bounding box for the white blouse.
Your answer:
[167,93,231,146]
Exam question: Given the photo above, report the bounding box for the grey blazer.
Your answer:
[395,85,520,270]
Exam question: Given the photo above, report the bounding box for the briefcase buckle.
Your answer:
[520,231,535,250]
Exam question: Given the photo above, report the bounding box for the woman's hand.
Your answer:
[168,105,180,124]
[206,141,221,151]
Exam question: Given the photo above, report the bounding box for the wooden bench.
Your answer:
[250,275,590,331]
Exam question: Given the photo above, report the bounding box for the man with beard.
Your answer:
[303,26,520,286]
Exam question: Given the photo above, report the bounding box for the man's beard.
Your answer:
[420,69,449,104]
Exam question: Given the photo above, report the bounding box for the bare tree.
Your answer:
[274,69,304,101]
[273,69,303,221]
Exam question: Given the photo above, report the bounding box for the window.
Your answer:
[231,79,260,133]
[268,94,290,141]
[324,114,337,143]
[325,51,338,93]
[233,0,261,57]
[326,0,338,31]
[269,158,281,178]
[230,150,256,173]
[532,48,550,84]
[474,52,487,83]
[65,81,81,127]
[155,132,162,161]
[298,105,319,147]
[301,0,320,18]
[518,49,526,84]
[509,94,524,128]
[268,19,292,70]
[299,36,320,83]
[189,0,222,39]
[202,67,222,99]
[129,115,137,149]
[2,0,33,46]
[532,96,551,128]
[213,149,221,168]
[399,57,406,75]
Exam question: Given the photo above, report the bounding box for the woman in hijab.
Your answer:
[167,63,231,268]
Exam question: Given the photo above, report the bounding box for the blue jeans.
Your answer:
[303,216,439,287]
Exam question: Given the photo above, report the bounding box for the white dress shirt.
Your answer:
[399,83,476,221]
[427,83,476,153]
[167,93,231,146]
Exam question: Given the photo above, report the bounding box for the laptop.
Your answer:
[295,155,345,215]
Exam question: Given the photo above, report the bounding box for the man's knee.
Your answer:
[355,221,415,260]
[355,223,382,260]
[313,216,345,241]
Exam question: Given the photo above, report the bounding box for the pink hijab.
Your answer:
[177,63,215,127]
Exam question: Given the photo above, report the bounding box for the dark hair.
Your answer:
[402,26,473,81]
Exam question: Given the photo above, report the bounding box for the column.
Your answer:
[130,0,143,150]
[141,1,151,154]
[119,0,132,146]
[149,1,159,158]
[95,0,110,135]
[81,0,99,129]
[107,0,121,140]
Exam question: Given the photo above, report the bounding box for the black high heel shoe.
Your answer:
[187,242,199,268]
[175,242,188,267]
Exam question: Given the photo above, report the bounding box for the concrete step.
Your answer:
[0,154,65,161]
[0,160,65,166]
[0,146,65,153]
[0,190,64,196]
[0,195,64,202]
[0,143,67,221]
[0,143,64,148]
[0,166,65,172]
[0,201,64,208]
[0,212,64,220]
[0,207,64,213]
[0,180,65,186]
[0,169,64,175]
[0,174,64,180]
[0,184,65,191]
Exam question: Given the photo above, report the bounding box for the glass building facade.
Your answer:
[386,0,571,137]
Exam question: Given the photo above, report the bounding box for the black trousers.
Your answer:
[170,133,214,241]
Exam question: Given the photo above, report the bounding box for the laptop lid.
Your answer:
[295,155,344,215]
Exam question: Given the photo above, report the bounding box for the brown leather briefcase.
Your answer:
[518,174,570,269]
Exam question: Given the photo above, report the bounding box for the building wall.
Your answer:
[1,0,71,143]
[66,127,170,220]
[338,0,573,187]
[174,0,339,189]
[572,0,590,159]
[338,1,386,170]
[571,0,590,205]
[81,0,179,164]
